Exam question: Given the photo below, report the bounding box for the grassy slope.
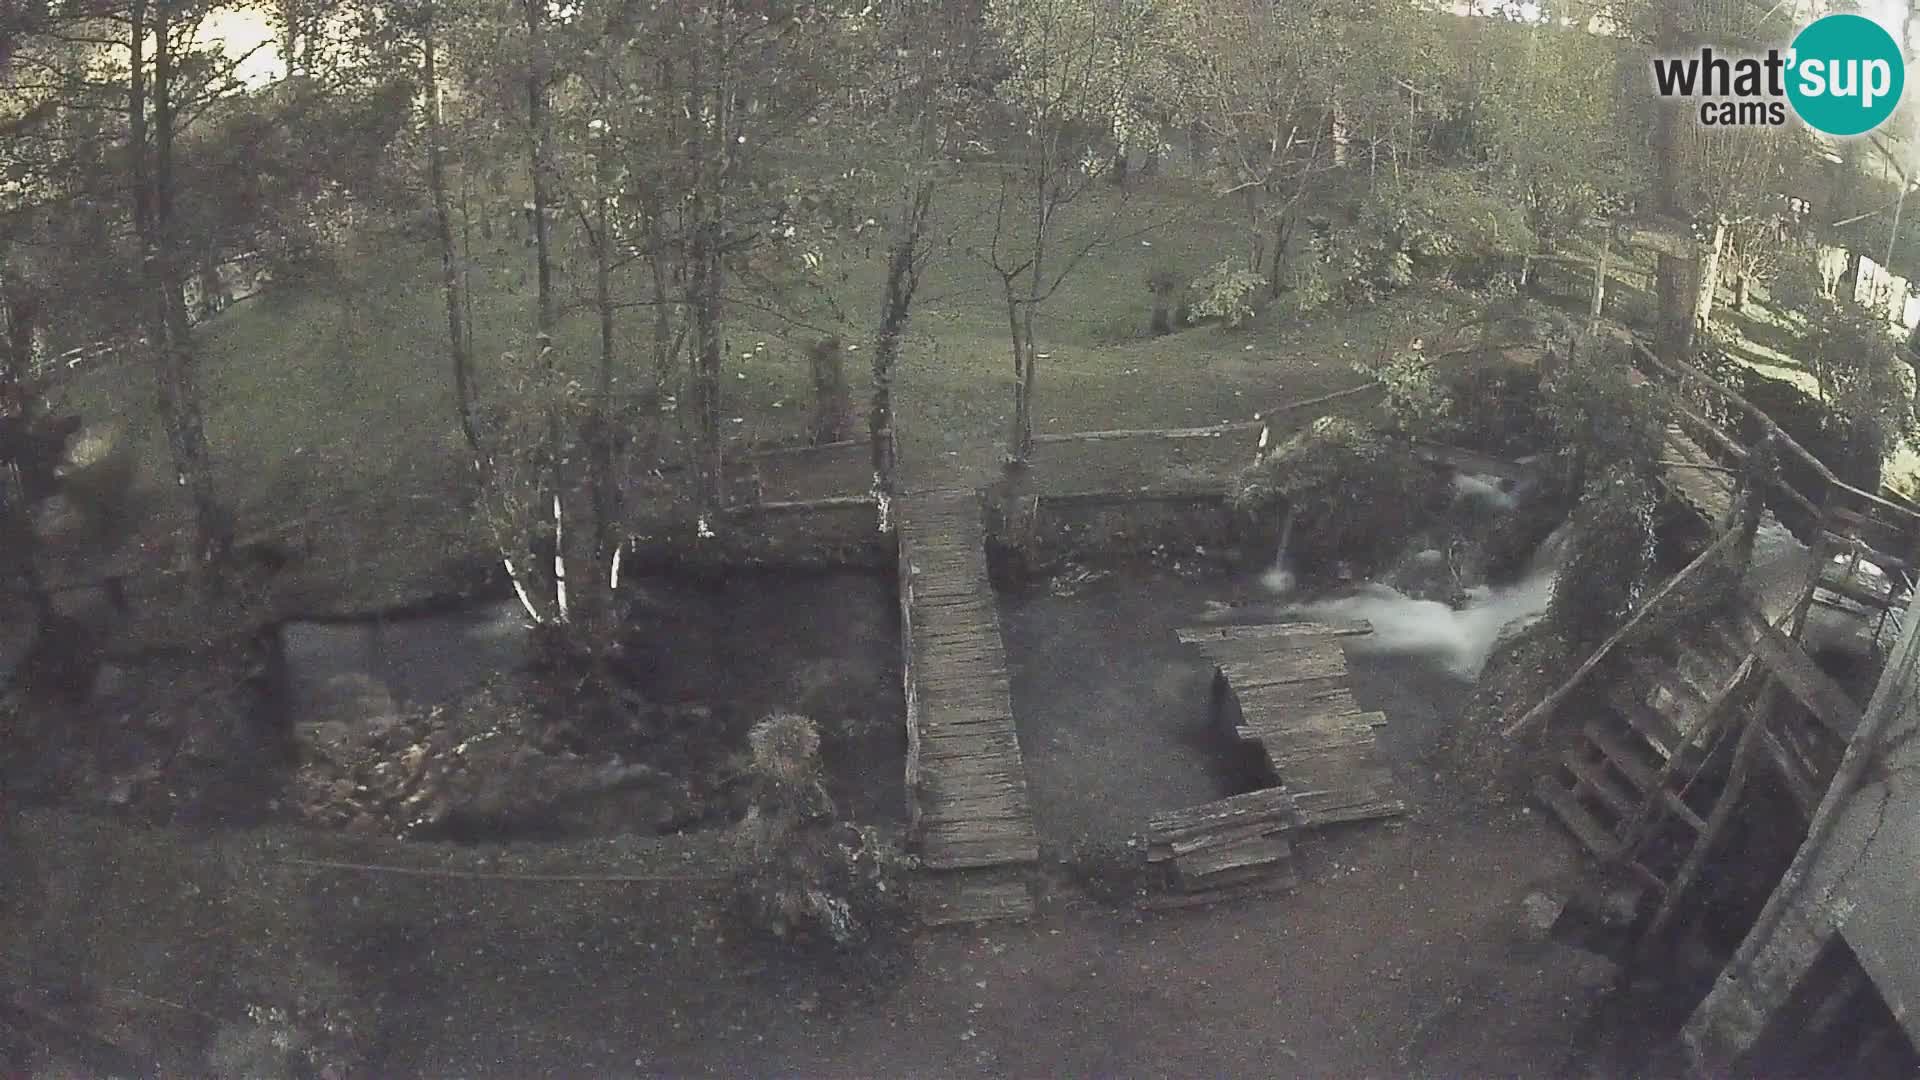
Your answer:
[45,170,1478,612]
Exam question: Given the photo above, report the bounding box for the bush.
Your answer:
[1233,417,1431,576]
[1354,344,1451,438]
[1441,359,1548,456]
[1355,170,1535,291]
[731,713,908,949]
[1548,466,1658,647]
[1540,344,1669,482]
[1188,258,1267,329]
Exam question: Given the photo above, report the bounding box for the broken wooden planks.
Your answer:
[1186,623,1407,833]
[1144,787,1300,899]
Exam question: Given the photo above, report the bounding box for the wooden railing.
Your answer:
[1631,340,1920,532]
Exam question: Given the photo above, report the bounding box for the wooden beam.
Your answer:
[1743,608,1865,738]
[1506,525,1746,739]
[1637,704,1767,952]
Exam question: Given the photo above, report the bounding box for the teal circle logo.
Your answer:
[1787,14,1905,137]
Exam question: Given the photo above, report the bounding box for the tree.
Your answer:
[128,0,250,580]
[982,0,1164,465]
[859,1,986,494]
[1168,0,1336,294]
[1472,18,1640,280]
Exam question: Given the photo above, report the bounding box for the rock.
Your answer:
[1520,891,1565,942]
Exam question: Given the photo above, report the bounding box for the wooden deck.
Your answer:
[896,487,1039,925]
[1179,622,1406,830]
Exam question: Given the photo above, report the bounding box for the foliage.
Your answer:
[1439,358,1548,457]
[1353,343,1450,437]
[1469,21,1641,251]
[1540,345,1669,480]
[1188,258,1266,329]
[731,713,909,950]
[1355,170,1534,290]
[1547,465,1658,647]
[1743,247,1919,526]
[1233,416,1431,575]
[472,344,582,626]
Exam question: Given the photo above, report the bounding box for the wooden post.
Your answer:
[1637,702,1767,953]
[1589,235,1611,338]
[1693,215,1729,329]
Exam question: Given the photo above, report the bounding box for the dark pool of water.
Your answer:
[997,567,1270,851]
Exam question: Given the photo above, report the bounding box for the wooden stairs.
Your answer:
[1534,608,1762,893]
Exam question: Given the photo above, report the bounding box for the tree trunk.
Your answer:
[1,287,35,418]
[1657,253,1699,363]
[871,177,933,492]
[1268,212,1291,298]
[424,26,479,455]
[1004,287,1032,465]
[1733,272,1751,312]
[684,9,729,514]
[1589,238,1611,337]
[136,0,230,576]
[588,93,621,590]
[523,0,556,340]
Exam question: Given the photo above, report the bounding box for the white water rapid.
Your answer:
[1259,472,1570,681]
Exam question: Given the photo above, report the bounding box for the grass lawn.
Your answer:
[42,170,1489,614]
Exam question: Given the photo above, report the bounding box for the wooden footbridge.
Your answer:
[1180,621,1406,830]
[896,486,1040,925]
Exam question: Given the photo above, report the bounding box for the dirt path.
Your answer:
[3,799,1623,1077]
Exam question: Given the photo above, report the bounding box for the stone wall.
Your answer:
[982,487,1272,579]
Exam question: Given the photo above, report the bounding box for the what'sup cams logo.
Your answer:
[1653,13,1906,136]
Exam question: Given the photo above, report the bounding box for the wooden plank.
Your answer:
[1580,721,1708,833]
[1534,776,1621,859]
[1293,790,1407,829]
[1162,818,1291,860]
[1141,872,1300,910]
[1177,833,1293,881]
[1145,786,1298,843]
[916,879,1034,926]
[1562,753,1638,821]
[1743,609,1864,738]
[1176,621,1373,644]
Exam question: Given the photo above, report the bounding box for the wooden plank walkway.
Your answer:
[1180,623,1406,830]
[1660,423,1738,527]
[897,487,1039,925]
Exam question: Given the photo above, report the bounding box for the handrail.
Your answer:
[1631,339,1920,525]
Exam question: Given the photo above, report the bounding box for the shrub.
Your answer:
[1540,344,1669,483]
[1441,359,1548,456]
[1548,466,1658,646]
[1233,416,1431,576]
[1189,258,1268,329]
[731,713,908,949]
[1354,344,1452,438]
[1355,170,1534,290]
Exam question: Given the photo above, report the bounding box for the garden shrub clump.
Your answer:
[731,713,908,951]
[1233,416,1431,578]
